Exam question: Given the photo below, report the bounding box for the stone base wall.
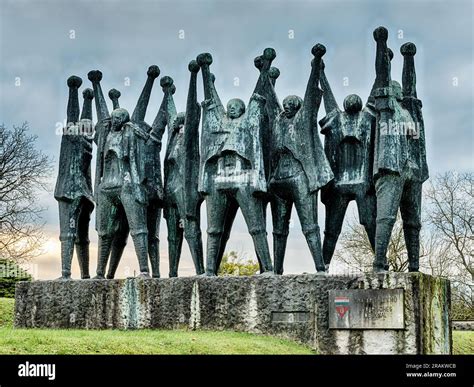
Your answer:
[14,273,451,354]
[452,321,474,331]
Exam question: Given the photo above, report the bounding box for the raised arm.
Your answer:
[150,76,176,143]
[108,88,121,110]
[252,47,275,96]
[163,77,177,126]
[368,46,393,103]
[66,76,82,125]
[196,52,226,137]
[400,42,417,99]
[253,56,264,95]
[209,72,225,114]
[80,88,94,120]
[186,60,200,123]
[87,70,110,122]
[80,88,94,137]
[196,54,223,115]
[131,65,160,124]
[302,43,326,127]
[184,60,201,210]
[197,53,215,99]
[373,27,391,90]
[254,48,282,123]
[319,60,339,113]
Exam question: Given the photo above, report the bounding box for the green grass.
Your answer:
[452,331,474,355]
[0,298,312,354]
[0,328,314,354]
[0,297,14,328]
[1,298,472,355]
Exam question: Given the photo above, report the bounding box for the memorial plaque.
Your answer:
[328,289,404,329]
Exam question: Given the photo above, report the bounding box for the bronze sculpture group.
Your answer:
[55,27,427,279]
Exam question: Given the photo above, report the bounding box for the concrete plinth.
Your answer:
[14,272,451,354]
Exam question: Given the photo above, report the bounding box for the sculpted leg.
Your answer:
[255,199,271,274]
[294,183,325,272]
[75,198,94,279]
[184,214,205,275]
[96,234,113,279]
[322,191,350,268]
[106,213,129,279]
[374,173,404,272]
[58,200,80,280]
[205,191,230,276]
[147,202,161,278]
[237,189,273,274]
[356,193,377,253]
[400,181,422,272]
[122,193,150,278]
[166,205,183,278]
[75,242,90,279]
[59,237,75,280]
[95,191,119,279]
[215,200,238,271]
[305,229,325,272]
[270,196,292,275]
[131,232,150,278]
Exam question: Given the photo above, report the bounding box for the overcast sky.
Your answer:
[0,0,472,279]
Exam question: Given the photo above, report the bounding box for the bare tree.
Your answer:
[0,123,52,262]
[425,172,473,316]
[332,171,473,319]
[425,172,473,282]
[333,212,411,273]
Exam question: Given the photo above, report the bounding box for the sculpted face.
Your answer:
[111,108,130,131]
[343,94,363,114]
[226,99,245,119]
[172,113,185,133]
[282,95,302,118]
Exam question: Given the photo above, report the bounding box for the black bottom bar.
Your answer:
[0,355,472,386]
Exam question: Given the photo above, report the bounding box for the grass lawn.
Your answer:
[0,298,312,354]
[0,297,14,328]
[1,298,472,354]
[452,331,474,355]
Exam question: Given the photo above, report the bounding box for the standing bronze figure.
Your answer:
[94,106,151,278]
[163,61,205,277]
[371,27,428,272]
[197,52,274,276]
[54,76,94,279]
[258,45,333,274]
[101,66,163,279]
[318,59,377,270]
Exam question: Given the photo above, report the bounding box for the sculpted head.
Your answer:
[227,98,245,119]
[111,108,130,131]
[343,94,363,114]
[390,80,403,101]
[282,95,302,118]
[171,112,185,133]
